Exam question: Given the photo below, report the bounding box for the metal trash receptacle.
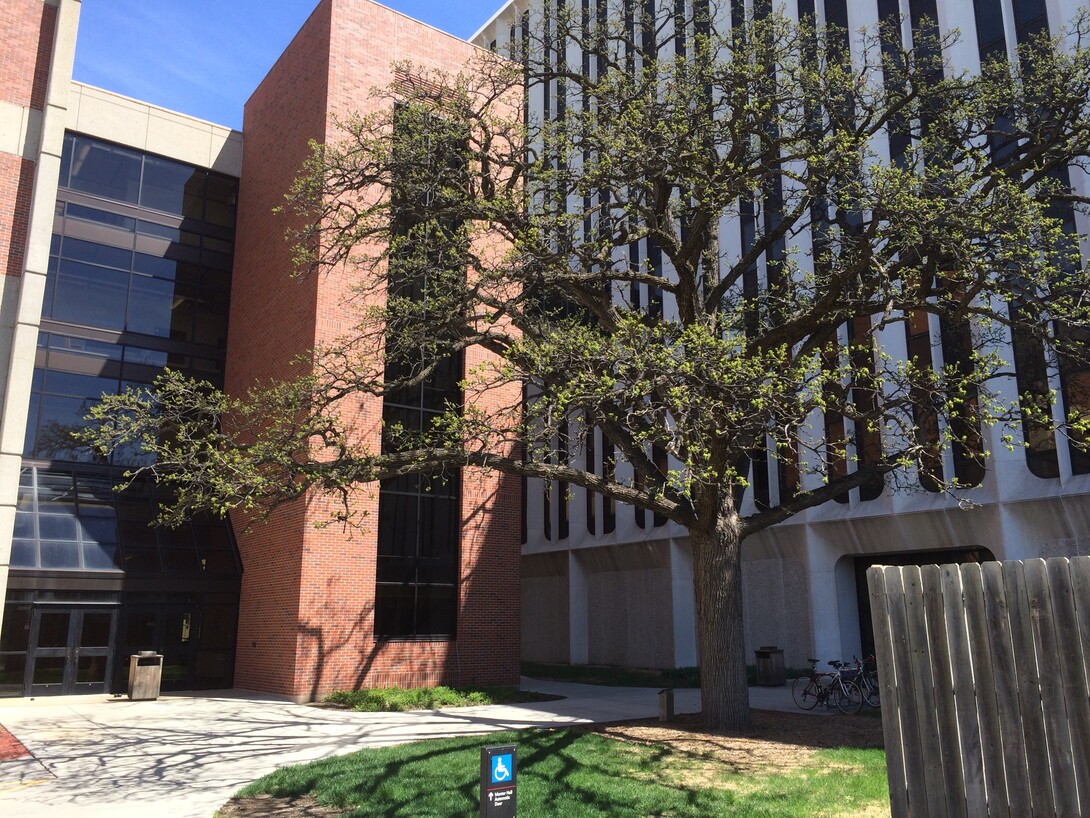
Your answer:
[754,646,785,686]
[128,652,164,700]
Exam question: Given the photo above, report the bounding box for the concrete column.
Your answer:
[568,550,589,664]
[668,537,697,667]
[0,0,81,638]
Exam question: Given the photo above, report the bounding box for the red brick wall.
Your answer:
[229,0,522,700]
[0,0,54,109]
[0,1,55,278]
[227,0,332,696]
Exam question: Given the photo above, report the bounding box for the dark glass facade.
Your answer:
[0,133,241,697]
[375,107,464,640]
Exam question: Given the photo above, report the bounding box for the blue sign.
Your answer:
[491,753,513,784]
[481,744,517,817]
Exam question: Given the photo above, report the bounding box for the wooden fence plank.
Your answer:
[1025,559,1079,817]
[1066,556,1090,811]
[1002,560,1055,816]
[902,565,948,818]
[921,564,966,818]
[981,561,1032,817]
[961,563,1009,818]
[868,566,909,818]
[885,565,930,817]
[941,564,988,817]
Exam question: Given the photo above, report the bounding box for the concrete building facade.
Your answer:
[473,0,1090,672]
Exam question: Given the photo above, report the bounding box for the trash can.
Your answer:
[754,646,785,686]
[128,652,164,700]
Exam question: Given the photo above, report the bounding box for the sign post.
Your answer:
[480,744,517,817]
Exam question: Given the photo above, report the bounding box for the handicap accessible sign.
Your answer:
[480,744,517,817]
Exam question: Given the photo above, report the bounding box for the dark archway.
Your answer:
[854,546,995,661]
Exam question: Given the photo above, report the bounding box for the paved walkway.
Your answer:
[0,680,802,818]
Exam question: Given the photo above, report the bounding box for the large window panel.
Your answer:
[140,156,205,218]
[64,136,142,204]
[126,274,175,337]
[50,260,129,330]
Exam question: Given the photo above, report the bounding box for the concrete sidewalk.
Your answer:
[0,680,801,818]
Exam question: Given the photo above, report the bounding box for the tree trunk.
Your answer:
[690,508,750,730]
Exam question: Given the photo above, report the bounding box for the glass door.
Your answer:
[26,607,117,696]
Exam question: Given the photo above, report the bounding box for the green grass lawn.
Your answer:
[324,685,550,712]
[235,729,888,817]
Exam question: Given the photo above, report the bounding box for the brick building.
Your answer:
[0,0,520,701]
[3,0,1090,704]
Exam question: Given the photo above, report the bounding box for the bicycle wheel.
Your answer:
[861,672,881,708]
[792,676,819,710]
[837,678,864,714]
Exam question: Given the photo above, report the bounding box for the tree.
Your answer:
[85,6,1090,730]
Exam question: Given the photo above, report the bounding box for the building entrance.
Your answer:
[25,606,117,696]
[853,547,994,661]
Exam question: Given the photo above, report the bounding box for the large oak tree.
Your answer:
[87,7,1090,729]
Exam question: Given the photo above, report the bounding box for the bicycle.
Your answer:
[852,655,880,708]
[791,659,864,714]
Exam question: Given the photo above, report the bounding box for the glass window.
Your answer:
[0,605,31,653]
[66,203,136,232]
[65,136,142,204]
[60,237,132,271]
[48,335,123,361]
[82,542,120,570]
[40,540,82,569]
[140,156,204,218]
[204,175,238,227]
[134,253,177,279]
[9,540,36,567]
[38,514,79,541]
[50,260,129,330]
[137,220,181,241]
[126,275,175,337]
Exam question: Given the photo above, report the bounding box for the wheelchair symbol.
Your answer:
[491,754,512,783]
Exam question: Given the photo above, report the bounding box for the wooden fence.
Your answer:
[867,557,1090,818]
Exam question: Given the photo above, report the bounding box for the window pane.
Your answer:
[51,260,129,330]
[126,274,175,337]
[31,395,97,461]
[13,512,34,539]
[204,174,238,227]
[121,546,161,573]
[191,289,229,347]
[67,137,142,204]
[82,542,120,571]
[141,156,204,218]
[414,585,456,637]
[9,540,36,567]
[60,237,133,271]
[66,203,136,232]
[378,493,417,557]
[0,605,31,652]
[38,514,78,541]
[80,517,118,544]
[36,473,76,512]
[40,540,82,569]
[374,584,415,637]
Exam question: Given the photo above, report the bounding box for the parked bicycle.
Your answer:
[791,659,864,714]
[851,654,880,708]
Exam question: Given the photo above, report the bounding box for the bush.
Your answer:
[324,685,537,712]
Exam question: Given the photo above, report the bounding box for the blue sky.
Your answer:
[73,0,502,130]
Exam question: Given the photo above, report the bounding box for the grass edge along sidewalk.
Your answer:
[217,723,888,818]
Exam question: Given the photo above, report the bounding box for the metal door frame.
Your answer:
[23,605,119,696]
